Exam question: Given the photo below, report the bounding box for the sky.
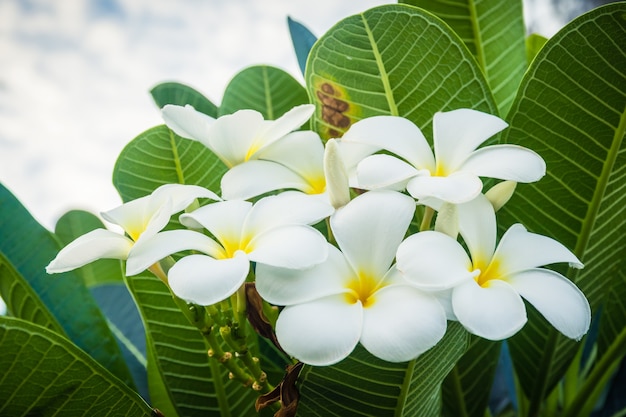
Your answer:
[0,0,594,315]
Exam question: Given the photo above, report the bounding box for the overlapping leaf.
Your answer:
[401,0,526,115]
[0,183,134,388]
[496,3,626,412]
[112,125,226,202]
[151,81,219,117]
[305,4,496,140]
[297,322,468,416]
[219,65,309,118]
[0,317,152,416]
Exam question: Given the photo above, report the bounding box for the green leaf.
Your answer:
[112,125,226,202]
[442,338,501,417]
[525,33,548,65]
[125,273,262,416]
[297,322,468,416]
[305,4,496,140]
[400,0,526,116]
[219,65,309,119]
[288,16,318,76]
[497,3,626,412]
[55,210,124,287]
[151,82,219,117]
[0,183,135,388]
[0,316,152,416]
[598,268,626,358]
[0,253,64,333]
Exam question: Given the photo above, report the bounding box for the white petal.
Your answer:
[433,109,508,173]
[255,130,324,179]
[331,190,415,279]
[180,200,251,241]
[324,139,350,209]
[406,171,482,204]
[356,154,420,190]
[334,139,380,178]
[456,194,497,265]
[396,231,475,290]
[507,269,590,340]
[162,104,214,144]
[257,104,315,146]
[341,116,435,171]
[361,285,447,362]
[243,191,332,235]
[255,244,351,305]
[494,224,583,273]
[168,252,250,306]
[247,225,327,269]
[452,279,527,340]
[221,160,312,200]
[275,294,362,366]
[46,229,133,273]
[126,230,223,276]
[207,109,265,167]
[461,145,546,183]
[151,183,220,212]
[433,289,457,321]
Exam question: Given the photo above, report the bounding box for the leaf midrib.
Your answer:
[360,12,399,116]
[574,104,626,264]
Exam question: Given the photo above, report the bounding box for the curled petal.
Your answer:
[126,230,223,276]
[151,183,220,212]
[406,171,482,204]
[361,286,447,362]
[461,145,546,183]
[456,194,497,264]
[433,109,508,172]
[257,104,315,146]
[397,231,475,291]
[495,224,583,273]
[180,200,251,239]
[162,104,214,144]
[248,225,328,269]
[452,279,527,340]
[331,190,415,279]
[255,130,324,179]
[275,294,362,366]
[208,110,265,167]
[508,269,590,340]
[356,154,420,191]
[46,229,133,273]
[256,245,351,306]
[341,116,435,171]
[168,252,250,306]
[221,160,312,200]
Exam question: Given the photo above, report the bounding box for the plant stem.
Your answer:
[420,206,435,231]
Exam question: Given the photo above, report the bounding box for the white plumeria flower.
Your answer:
[341,109,546,204]
[162,103,315,169]
[255,190,447,366]
[397,194,591,341]
[46,184,219,274]
[126,191,332,306]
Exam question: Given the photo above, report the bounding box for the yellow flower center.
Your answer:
[305,174,327,195]
[344,271,382,308]
[472,257,503,287]
[217,234,253,259]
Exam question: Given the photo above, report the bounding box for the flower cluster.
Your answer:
[47,104,591,367]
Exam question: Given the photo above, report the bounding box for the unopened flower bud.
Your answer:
[485,181,517,211]
[324,139,350,209]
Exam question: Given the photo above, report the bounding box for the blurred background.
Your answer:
[0,0,616,315]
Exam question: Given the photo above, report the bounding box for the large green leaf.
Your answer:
[0,316,152,416]
[150,81,219,117]
[598,268,626,358]
[55,210,124,287]
[0,253,63,333]
[497,3,626,413]
[297,322,468,416]
[305,4,497,140]
[442,338,501,417]
[112,125,227,202]
[400,0,526,116]
[0,183,135,387]
[219,65,309,118]
[125,273,263,416]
